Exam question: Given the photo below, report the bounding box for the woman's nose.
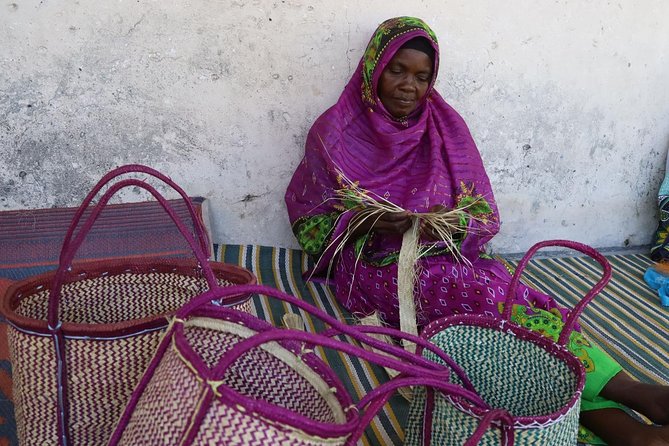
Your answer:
[399,76,417,91]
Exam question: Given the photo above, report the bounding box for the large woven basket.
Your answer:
[1,165,256,446]
[405,240,612,446]
[109,284,504,446]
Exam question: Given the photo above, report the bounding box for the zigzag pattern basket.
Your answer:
[1,165,255,446]
[109,284,503,446]
[405,240,612,446]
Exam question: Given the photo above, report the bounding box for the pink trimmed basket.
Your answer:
[405,240,612,446]
[1,165,255,446]
[108,284,517,446]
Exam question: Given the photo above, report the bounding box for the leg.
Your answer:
[580,408,669,446]
[599,371,669,425]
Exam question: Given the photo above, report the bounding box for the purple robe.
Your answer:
[285,17,563,326]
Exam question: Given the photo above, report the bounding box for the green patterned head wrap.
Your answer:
[360,16,439,106]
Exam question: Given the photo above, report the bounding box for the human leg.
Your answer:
[580,408,669,446]
[599,371,669,425]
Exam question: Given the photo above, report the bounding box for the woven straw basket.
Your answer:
[1,165,255,446]
[109,284,513,446]
[405,240,612,446]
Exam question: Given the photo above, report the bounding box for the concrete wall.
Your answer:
[1,0,668,254]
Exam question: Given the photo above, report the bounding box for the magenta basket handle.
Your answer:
[47,178,217,330]
[209,327,456,387]
[171,318,482,446]
[464,408,515,446]
[179,284,476,388]
[504,239,612,345]
[347,376,494,446]
[348,378,513,446]
[59,164,210,262]
[319,325,475,392]
[48,178,216,445]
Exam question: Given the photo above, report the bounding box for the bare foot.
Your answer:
[600,371,669,425]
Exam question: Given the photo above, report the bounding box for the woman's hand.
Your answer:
[420,204,462,242]
[349,210,412,238]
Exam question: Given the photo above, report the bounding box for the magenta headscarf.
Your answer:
[286,17,499,262]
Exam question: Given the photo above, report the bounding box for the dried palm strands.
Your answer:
[282,312,306,331]
[322,168,484,270]
[398,218,421,353]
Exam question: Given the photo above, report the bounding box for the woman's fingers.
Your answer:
[375,211,411,233]
[380,211,409,222]
[420,221,440,241]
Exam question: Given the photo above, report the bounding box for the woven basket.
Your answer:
[108,284,507,446]
[405,240,612,446]
[1,165,256,446]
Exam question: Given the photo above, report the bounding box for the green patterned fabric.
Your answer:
[294,212,339,256]
[504,303,622,387]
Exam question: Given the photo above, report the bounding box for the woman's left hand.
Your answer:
[420,205,462,242]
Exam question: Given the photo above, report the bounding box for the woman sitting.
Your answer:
[285,16,669,446]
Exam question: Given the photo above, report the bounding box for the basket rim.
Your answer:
[1,257,256,337]
[178,308,357,423]
[149,307,360,440]
[418,313,585,428]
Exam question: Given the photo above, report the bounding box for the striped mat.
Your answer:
[216,245,669,446]
[499,254,669,387]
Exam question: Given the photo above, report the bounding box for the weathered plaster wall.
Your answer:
[1,0,668,254]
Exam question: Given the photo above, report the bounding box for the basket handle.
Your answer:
[59,164,210,262]
[349,378,514,446]
[179,284,476,391]
[208,326,469,386]
[319,325,475,392]
[464,408,515,446]
[346,376,504,446]
[199,325,489,442]
[168,310,485,446]
[504,239,612,345]
[47,178,217,330]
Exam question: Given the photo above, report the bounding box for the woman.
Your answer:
[285,16,669,445]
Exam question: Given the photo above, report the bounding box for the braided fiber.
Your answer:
[10,325,165,445]
[116,342,210,445]
[192,398,348,446]
[406,388,581,445]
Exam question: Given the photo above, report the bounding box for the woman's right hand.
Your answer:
[349,211,412,238]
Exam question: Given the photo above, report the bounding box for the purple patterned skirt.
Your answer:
[333,244,568,327]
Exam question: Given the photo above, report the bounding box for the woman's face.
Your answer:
[377,48,433,119]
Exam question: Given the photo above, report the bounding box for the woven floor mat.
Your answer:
[0,197,211,281]
[217,245,668,446]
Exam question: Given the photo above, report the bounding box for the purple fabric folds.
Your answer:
[285,17,499,273]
